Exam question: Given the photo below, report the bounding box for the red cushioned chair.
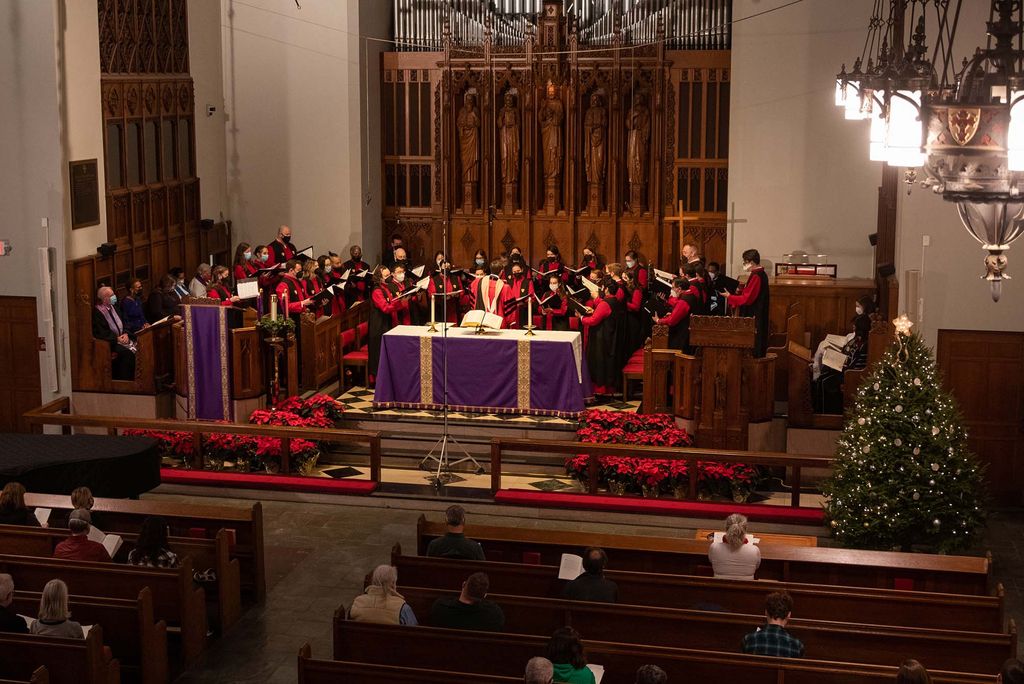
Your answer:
[622,349,645,400]
[340,323,369,389]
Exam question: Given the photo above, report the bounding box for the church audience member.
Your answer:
[128,516,179,568]
[276,259,313,319]
[546,627,596,684]
[383,233,405,268]
[998,658,1024,684]
[562,547,618,603]
[53,509,111,563]
[145,275,179,322]
[524,656,554,684]
[897,659,932,684]
[708,513,761,580]
[121,278,149,333]
[169,267,189,299]
[0,482,41,527]
[349,564,417,625]
[741,591,804,658]
[0,574,28,634]
[812,295,877,413]
[429,572,504,632]
[188,263,212,299]
[721,249,770,357]
[51,486,101,529]
[233,242,257,281]
[426,505,485,560]
[635,664,668,684]
[92,285,137,380]
[30,580,83,639]
[267,225,296,266]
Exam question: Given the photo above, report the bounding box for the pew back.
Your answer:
[297,644,519,683]
[0,627,118,684]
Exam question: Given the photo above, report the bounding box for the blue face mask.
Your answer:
[260,253,269,263]
[109,295,118,306]
[244,251,252,260]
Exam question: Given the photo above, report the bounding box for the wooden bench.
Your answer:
[394,584,1014,674]
[0,628,119,684]
[13,588,167,684]
[388,551,1006,633]
[417,516,992,594]
[694,529,818,546]
[297,644,519,683]
[26,494,266,601]
[0,554,207,666]
[0,667,48,684]
[0,523,241,634]
[332,619,995,684]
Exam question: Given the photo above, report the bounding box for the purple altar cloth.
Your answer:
[183,304,233,421]
[374,326,591,417]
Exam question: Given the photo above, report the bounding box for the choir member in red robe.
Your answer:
[503,261,534,328]
[621,269,646,356]
[472,249,489,274]
[266,225,296,266]
[579,280,626,396]
[539,274,570,331]
[326,254,348,316]
[654,278,700,354]
[535,245,568,289]
[368,265,412,383]
[721,249,770,358]
[624,250,649,291]
[232,242,258,282]
[470,273,507,327]
[207,266,241,307]
[275,259,312,322]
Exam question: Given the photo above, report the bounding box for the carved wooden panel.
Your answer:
[98,0,190,76]
[770,278,876,350]
[232,328,264,399]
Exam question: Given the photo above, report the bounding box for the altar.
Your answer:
[373,325,591,417]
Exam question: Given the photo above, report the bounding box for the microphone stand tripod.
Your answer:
[420,218,483,486]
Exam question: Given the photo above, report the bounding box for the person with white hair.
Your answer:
[91,284,137,380]
[524,656,554,684]
[707,513,761,580]
[53,509,111,563]
[30,579,84,639]
[348,564,417,625]
[188,263,212,298]
[0,574,28,634]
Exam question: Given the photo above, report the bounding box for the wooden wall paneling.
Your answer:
[231,327,264,399]
[184,231,200,274]
[173,322,187,398]
[937,330,1024,506]
[167,236,184,271]
[769,278,876,350]
[150,240,168,285]
[132,244,150,289]
[620,219,659,267]
[532,218,573,263]
[0,296,43,433]
[150,186,168,235]
[492,218,529,261]
[113,251,132,291]
[575,217,616,265]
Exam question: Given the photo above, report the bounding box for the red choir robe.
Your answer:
[275,274,307,317]
[427,272,461,324]
[208,283,236,307]
[538,288,570,331]
[266,238,296,267]
[503,274,534,329]
[234,261,258,282]
[341,259,371,305]
[367,279,412,381]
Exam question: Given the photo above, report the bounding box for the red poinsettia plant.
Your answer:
[254,436,319,474]
[123,429,196,458]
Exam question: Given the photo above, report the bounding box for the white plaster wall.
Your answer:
[358,0,391,262]
[729,0,880,278]
[189,0,229,223]
[221,0,365,258]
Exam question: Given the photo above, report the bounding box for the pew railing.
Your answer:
[24,397,382,481]
[489,437,831,506]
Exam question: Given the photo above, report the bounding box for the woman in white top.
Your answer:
[707,513,761,580]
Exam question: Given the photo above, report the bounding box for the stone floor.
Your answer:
[160,490,1024,683]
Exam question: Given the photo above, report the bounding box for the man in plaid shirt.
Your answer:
[742,591,805,657]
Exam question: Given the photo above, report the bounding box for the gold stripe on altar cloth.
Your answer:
[217,306,231,420]
[420,335,433,404]
[517,338,530,411]
[184,307,196,420]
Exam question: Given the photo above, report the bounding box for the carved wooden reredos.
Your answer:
[381,0,730,269]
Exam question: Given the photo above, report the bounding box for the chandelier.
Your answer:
[836,0,1024,302]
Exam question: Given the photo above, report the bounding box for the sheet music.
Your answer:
[339,269,351,282]
[558,553,584,580]
[236,278,259,299]
[411,265,425,278]
[822,347,849,372]
[580,278,599,295]
[33,508,51,526]
[653,267,675,281]
[712,532,760,545]
[297,246,314,258]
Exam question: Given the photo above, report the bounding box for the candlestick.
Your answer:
[270,293,278,321]
[427,292,438,333]
[525,295,536,337]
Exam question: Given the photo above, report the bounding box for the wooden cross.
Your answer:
[664,200,700,231]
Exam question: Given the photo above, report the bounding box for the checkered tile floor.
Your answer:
[335,386,640,427]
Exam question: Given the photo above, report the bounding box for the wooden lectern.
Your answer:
[689,316,775,450]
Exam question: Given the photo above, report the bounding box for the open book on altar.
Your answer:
[460,310,503,331]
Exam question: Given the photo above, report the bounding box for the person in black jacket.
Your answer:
[705,261,738,316]
[562,547,618,603]
[92,285,137,380]
[0,574,28,634]
[425,505,485,560]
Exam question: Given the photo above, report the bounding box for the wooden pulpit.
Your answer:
[689,316,774,450]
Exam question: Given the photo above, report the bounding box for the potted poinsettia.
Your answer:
[204,433,257,472]
[254,437,320,475]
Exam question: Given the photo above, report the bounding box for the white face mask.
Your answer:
[394,273,405,283]
[549,283,558,292]
[625,259,635,268]
[856,305,864,316]
[742,263,752,272]
[325,266,332,274]
[475,258,485,266]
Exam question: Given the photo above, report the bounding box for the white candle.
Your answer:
[270,294,278,321]
[430,291,436,327]
[527,295,533,330]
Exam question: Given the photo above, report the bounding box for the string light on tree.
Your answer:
[822,317,986,553]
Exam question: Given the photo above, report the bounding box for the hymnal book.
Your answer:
[580,278,600,296]
[296,246,315,260]
[644,299,670,317]
[416,276,431,290]
[587,664,605,684]
[822,348,849,372]
[531,266,560,278]
[255,264,285,276]
[87,526,124,558]
[411,265,425,278]
[825,333,851,350]
[534,292,556,307]
[503,293,531,313]
[338,269,351,282]
[236,278,259,300]
[431,289,463,298]
[348,269,372,280]
[309,287,338,303]
[393,286,422,301]
[558,553,585,580]
[565,265,592,277]
[461,310,503,330]
[653,267,675,281]
[33,508,51,526]
[711,532,760,545]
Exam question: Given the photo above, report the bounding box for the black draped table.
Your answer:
[0,434,161,498]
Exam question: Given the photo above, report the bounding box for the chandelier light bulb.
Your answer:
[868,92,887,161]
[1007,92,1024,171]
[884,90,924,167]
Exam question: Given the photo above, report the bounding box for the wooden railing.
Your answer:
[489,437,831,507]
[23,397,382,480]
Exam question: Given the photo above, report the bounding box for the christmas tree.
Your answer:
[822,317,986,553]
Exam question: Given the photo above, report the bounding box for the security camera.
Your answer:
[206,105,217,117]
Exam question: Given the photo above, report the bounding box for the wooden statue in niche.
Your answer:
[583,91,607,214]
[626,92,651,215]
[538,81,564,215]
[497,90,520,211]
[457,91,480,212]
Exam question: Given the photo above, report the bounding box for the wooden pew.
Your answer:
[12,589,166,684]
[300,313,341,391]
[297,644,519,683]
[0,524,241,634]
[0,627,119,684]
[394,584,1015,674]
[388,551,1006,633]
[0,554,207,666]
[332,619,995,684]
[417,516,992,595]
[0,666,47,684]
[26,494,266,601]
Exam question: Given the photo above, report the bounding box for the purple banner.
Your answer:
[184,305,233,421]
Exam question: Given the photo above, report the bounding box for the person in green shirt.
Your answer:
[546,627,595,684]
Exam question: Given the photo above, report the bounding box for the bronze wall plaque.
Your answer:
[70,159,100,229]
